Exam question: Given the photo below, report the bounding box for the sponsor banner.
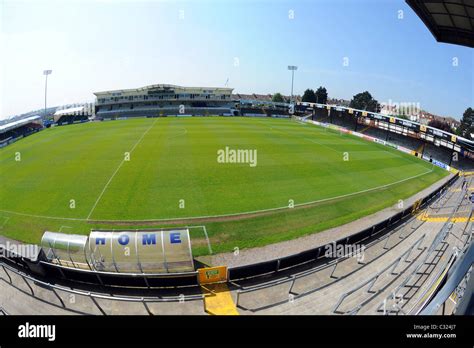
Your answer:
[245,114,267,117]
[373,138,386,145]
[307,118,451,172]
[363,135,375,142]
[432,159,449,170]
[198,266,228,284]
[397,146,412,155]
[386,142,397,149]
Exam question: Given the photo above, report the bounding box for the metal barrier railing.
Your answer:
[409,252,457,315]
[233,175,460,312]
[0,260,204,315]
[0,171,461,314]
[229,173,459,282]
[332,233,426,314]
[235,215,424,311]
[376,185,471,315]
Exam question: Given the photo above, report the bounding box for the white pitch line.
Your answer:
[187,225,213,254]
[86,119,159,220]
[0,167,434,223]
[0,217,10,229]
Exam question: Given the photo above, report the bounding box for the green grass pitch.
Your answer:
[0,117,447,256]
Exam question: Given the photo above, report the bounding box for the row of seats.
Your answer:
[311,110,473,171]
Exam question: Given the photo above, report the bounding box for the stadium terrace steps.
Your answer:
[235,177,471,315]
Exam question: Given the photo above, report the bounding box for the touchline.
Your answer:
[18,322,56,342]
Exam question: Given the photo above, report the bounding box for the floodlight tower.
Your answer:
[288,65,297,103]
[43,69,52,117]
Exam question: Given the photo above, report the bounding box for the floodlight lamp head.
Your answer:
[43,70,52,75]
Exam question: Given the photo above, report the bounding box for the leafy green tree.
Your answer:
[272,93,285,103]
[302,89,316,103]
[457,107,473,139]
[315,86,328,104]
[349,91,380,112]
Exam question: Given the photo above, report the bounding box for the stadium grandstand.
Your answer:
[53,103,94,126]
[406,0,474,48]
[0,115,43,148]
[296,102,474,171]
[94,84,237,118]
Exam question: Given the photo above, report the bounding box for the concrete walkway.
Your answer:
[232,176,471,315]
[209,173,454,268]
[0,174,466,315]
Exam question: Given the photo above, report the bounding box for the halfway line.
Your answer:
[86,119,159,220]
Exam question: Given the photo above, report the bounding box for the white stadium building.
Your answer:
[94,84,237,119]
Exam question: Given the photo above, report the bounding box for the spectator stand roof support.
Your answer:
[406,0,474,48]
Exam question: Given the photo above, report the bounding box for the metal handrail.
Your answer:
[236,215,420,297]
[332,233,426,314]
[39,260,199,278]
[376,186,470,314]
[234,177,460,311]
[230,174,458,283]
[0,260,204,307]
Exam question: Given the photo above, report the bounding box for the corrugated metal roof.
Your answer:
[0,115,42,134]
[54,106,85,116]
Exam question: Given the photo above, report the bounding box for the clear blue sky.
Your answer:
[0,0,472,119]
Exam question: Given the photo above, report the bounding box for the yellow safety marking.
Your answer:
[416,143,424,154]
[449,291,458,303]
[449,168,459,175]
[417,259,452,306]
[202,283,239,315]
[450,187,474,192]
[461,171,474,176]
[417,215,474,223]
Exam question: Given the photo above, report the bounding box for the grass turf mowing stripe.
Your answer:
[86,118,159,219]
[0,117,448,254]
